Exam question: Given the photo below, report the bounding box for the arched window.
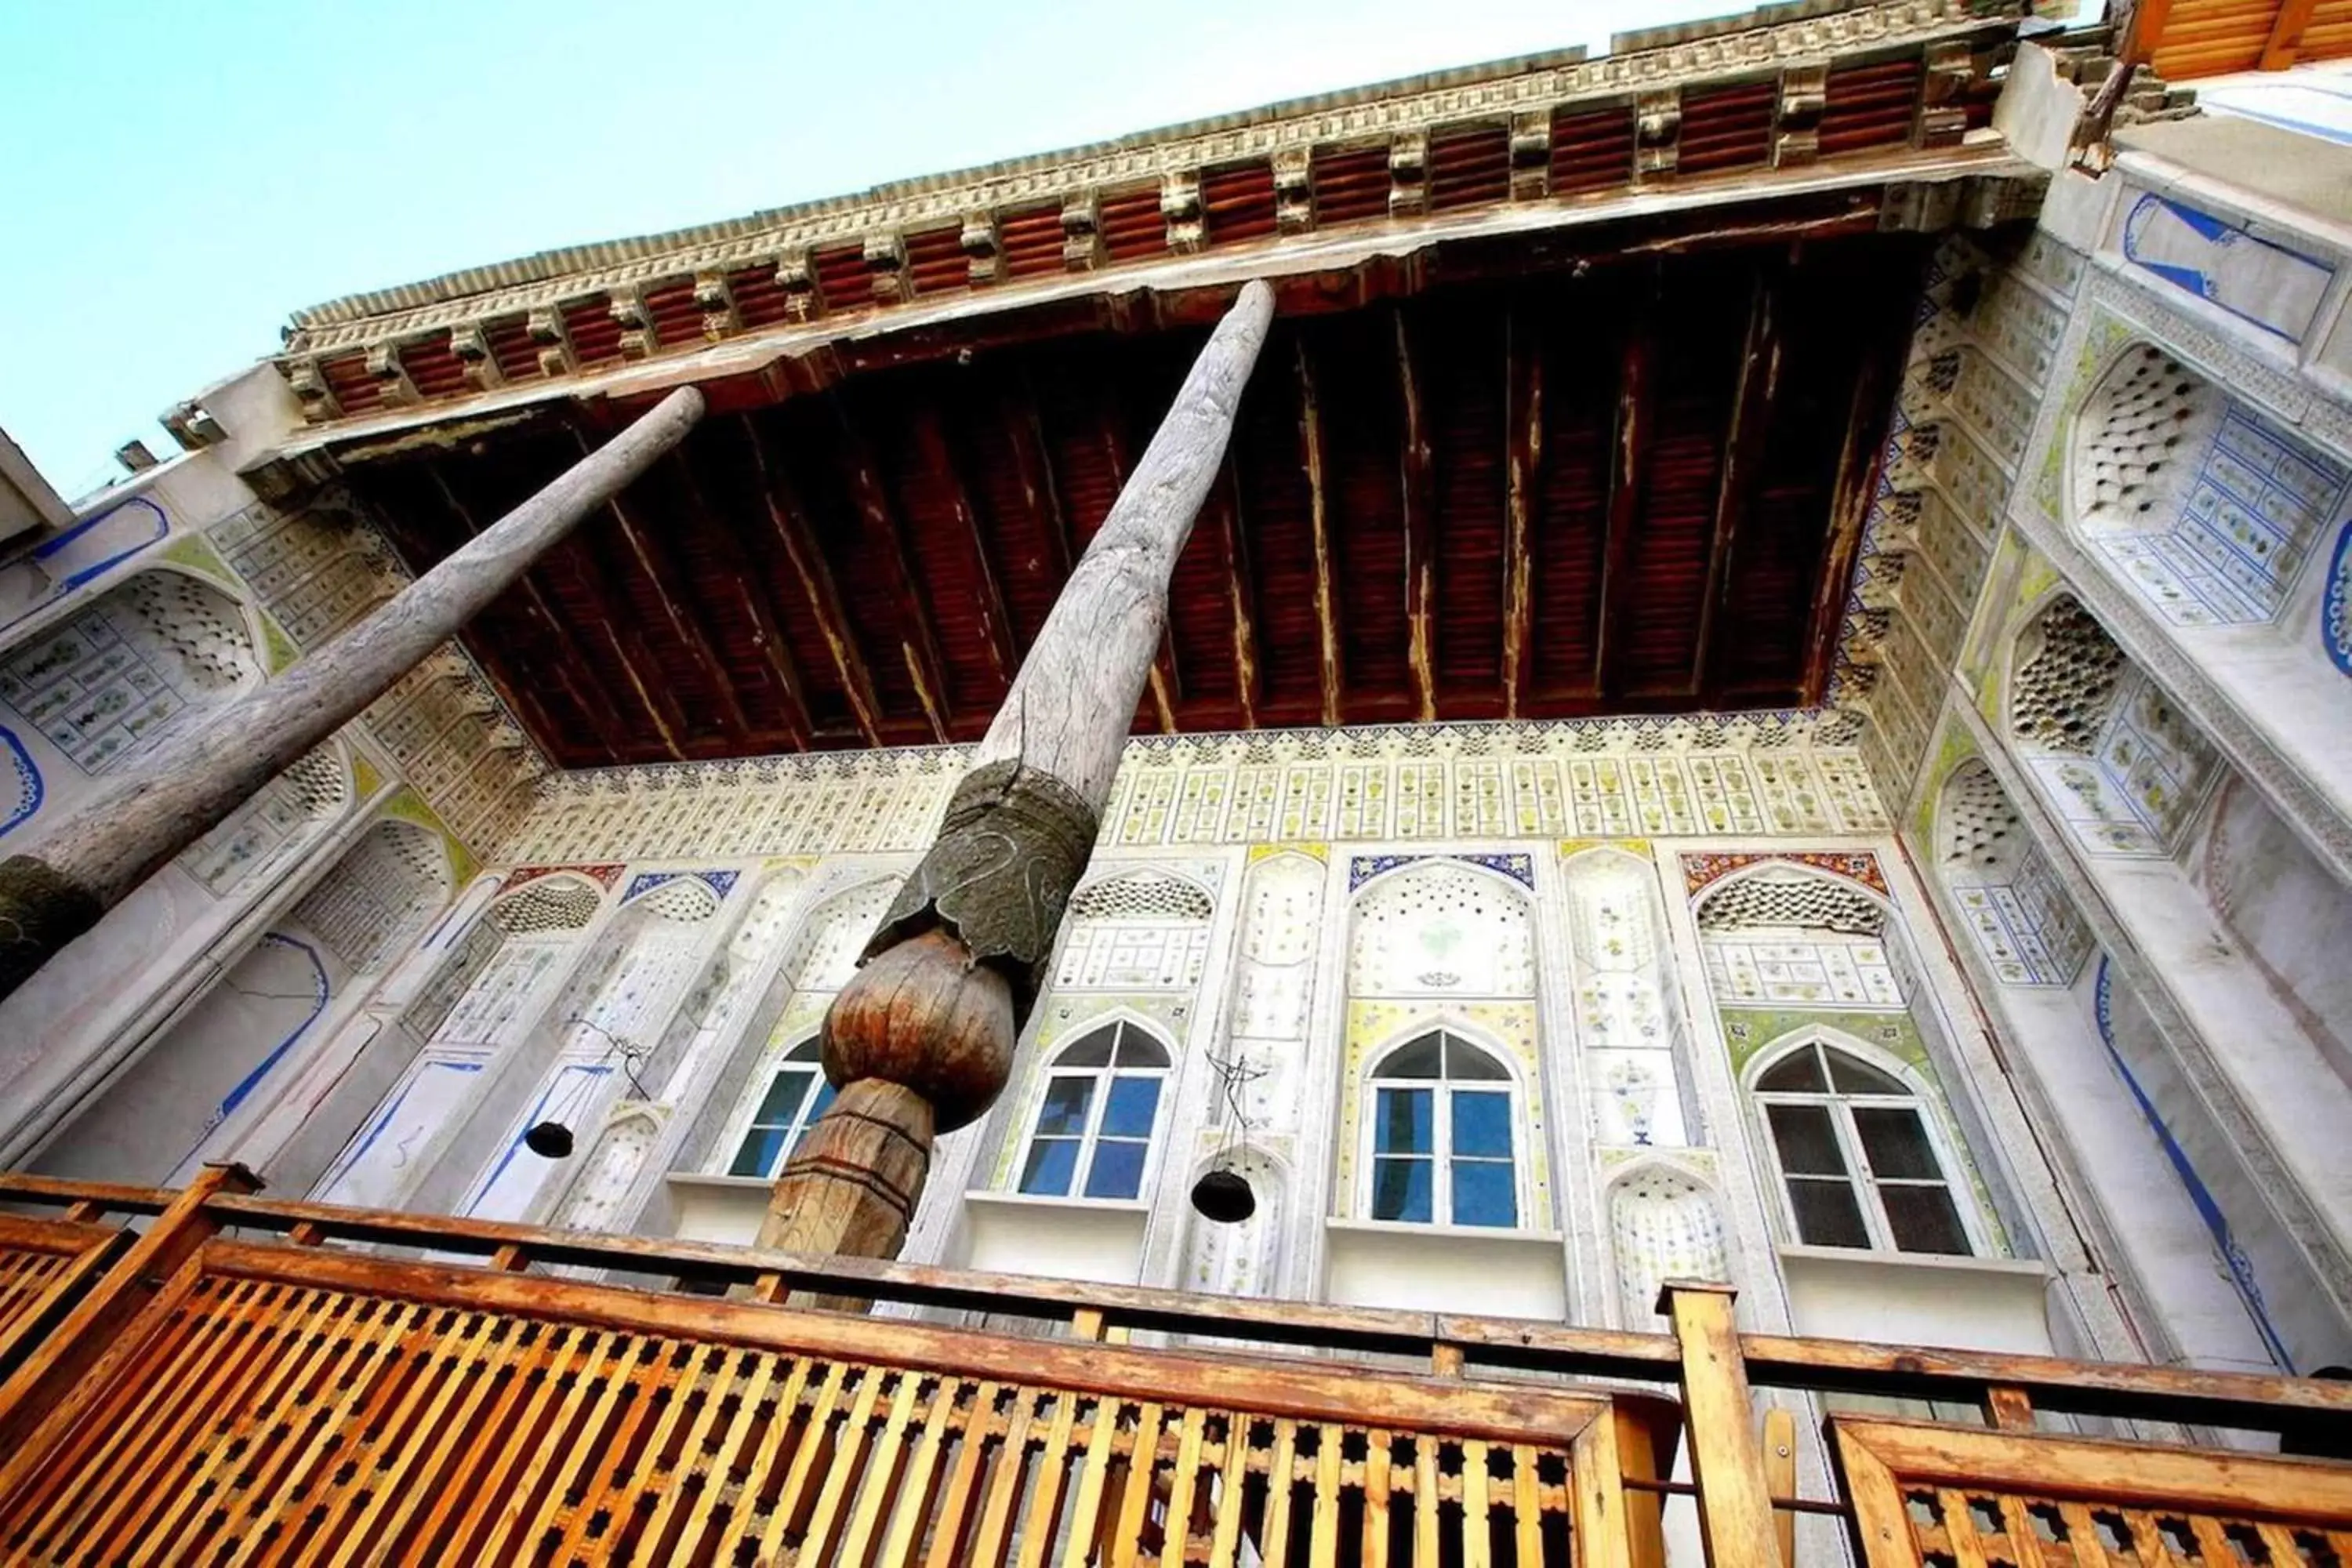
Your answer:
[728,1040,836,1178]
[1018,1022,1171,1201]
[1753,1040,1969,1256]
[1365,1030,1519,1229]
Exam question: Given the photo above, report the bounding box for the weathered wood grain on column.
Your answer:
[0,386,706,1003]
[760,280,1277,1261]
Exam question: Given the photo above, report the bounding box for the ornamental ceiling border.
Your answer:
[1679,848,1889,895]
[532,710,1875,800]
[281,0,1984,354]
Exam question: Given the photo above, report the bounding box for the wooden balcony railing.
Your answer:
[0,1165,2346,1566]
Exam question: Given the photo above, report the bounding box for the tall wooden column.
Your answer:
[759,280,1277,1259]
[0,387,706,1003]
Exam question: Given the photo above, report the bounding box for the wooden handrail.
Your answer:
[173,1186,2352,1438]
[12,1176,2351,1438]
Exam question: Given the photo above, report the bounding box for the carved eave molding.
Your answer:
[258,138,2041,481]
[270,0,2016,426]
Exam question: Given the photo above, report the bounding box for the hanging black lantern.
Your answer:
[524,1120,575,1159]
[1190,1167,1256,1223]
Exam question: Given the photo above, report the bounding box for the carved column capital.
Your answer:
[960,212,1002,285]
[526,307,577,377]
[449,323,503,392]
[1775,63,1828,167]
[775,250,818,321]
[1637,89,1682,178]
[1162,170,1205,255]
[1062,191,1103,271]
[1510,110,1552,201]
[608,289,657,360]
[864,231,909,304]
[694,270,740,339]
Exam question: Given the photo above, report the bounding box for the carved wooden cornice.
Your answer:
[274,0,2007,420]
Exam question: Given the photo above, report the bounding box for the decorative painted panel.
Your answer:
[2119,193,2335,347]
[0,572,259,774]
[0,725,38,837]
[1609,1165,1731,1325]
[1347,860,1535,1000]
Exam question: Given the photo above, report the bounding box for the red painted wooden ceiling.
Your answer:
[351,234,1926,766]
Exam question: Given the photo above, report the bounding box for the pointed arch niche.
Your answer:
[2066,341,2345,633]
[1606,1160,1731,1328]
[1995,593,2352,1273]
[312,870,605,1210]
[37,815,455,1189]
[453,872,732,1224]
[1927,755,2296,1370]
[692,874,897,1182]
[2006,593,2223,858]
[1325,857,1563,1318]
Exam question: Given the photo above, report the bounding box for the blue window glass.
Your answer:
[1451,1091,1512,1158]
[1019,1137,1080,1196]
[728,1047,836,1178]
[1370,1157,1433,1222]
[728,1125,786,1178]
[1450,1160,1517,1228]
[1035,1077,1094,1137]
[1084,1138,1149,1200]
[1100,1076,1161,1138]
[1374,1087,1432,1155]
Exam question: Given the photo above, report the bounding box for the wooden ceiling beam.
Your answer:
[668,446,813,751]
[1297,335,1343,728]
[550,440,695,760]
[607,485,753,748]
[421,462,630,764]
[1692,266,1784,699]
[1207,455,1261,728]
[1004,371,1075,583]
[1097,394,1184,732]
[833,397,953,743]
[2260,0,2316,68]
[742,412,885,747]
[1394,308,1436,724]
[1593,300,1655,702]
[1802,310,1905,702]
[913,403,1018,692]
[1501,298,1545,720]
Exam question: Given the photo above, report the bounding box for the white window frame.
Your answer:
[723,1038,834,1178]
[1357,1027,1528,1230]
[1748,1036,1983,1258]
[1014,1019,1172,1203]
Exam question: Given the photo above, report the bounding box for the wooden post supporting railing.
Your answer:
[1664,1280,1782,1568]
[759,281,1278,1260]
[0,387,706,1004]
[0,1163,254,1482]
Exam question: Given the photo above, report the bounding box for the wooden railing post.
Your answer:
[0,1163,257,1487]
[1662,1280,1780,1568]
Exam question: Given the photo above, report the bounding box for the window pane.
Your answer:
[1756,1047,1828,1093]
[1059,1031,1118,1069]
[791,1081,837,1152]
[1451,1091,1513,1158]
[729,1125,786,1178]
[1444,1039,1510,1081]
[1112,1032,1171,1069]
[1083,1138,1149,1200]
[1853,1106,1941,1180]
[1788,1177,1871,1248]
[1018,1137,1080,1196]
[1100,1074,1161,1138]
[1370,1156,1432,1222]
[1374,1088,1432,1154]
[1036,1076,1094,1137]
[1451,1160,1518,1229]
[1380,1036,1444,1079]
[753,1069,815,1127]
[1827,1051,1907,1096]
[1765,1103,1848,1176]
[783,1040,822,1064]
[1881,1183,1969,1255]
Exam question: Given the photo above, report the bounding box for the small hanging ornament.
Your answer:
[524,1120,575,1158]
[1189,1050,1267,1225]
[525,1020,657,1160]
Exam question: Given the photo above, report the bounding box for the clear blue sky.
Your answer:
[1,1,1740,501]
